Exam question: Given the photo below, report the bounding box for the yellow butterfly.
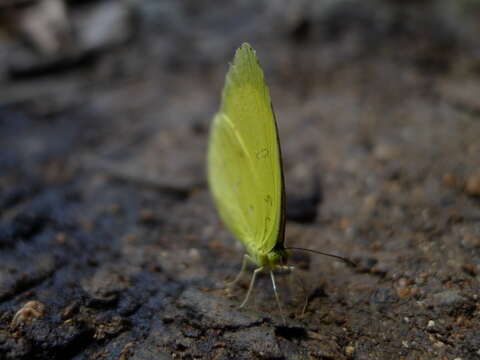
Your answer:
[208,43,352,321]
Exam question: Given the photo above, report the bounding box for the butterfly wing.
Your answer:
[208,43,285,257]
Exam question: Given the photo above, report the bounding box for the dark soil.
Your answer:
[1,1,480,359]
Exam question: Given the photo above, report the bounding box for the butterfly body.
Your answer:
[208,42,287,265]
[207,43,355,323]
[207,43,290,317]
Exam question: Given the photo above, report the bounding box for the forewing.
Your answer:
[208,43,283,255]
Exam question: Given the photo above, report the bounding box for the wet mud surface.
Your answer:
[1,1,480,359]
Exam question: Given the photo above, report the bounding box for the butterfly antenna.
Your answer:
[286,247,356,267]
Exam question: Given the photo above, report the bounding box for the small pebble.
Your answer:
[188,248,200,260]
[345,345,355,356]
[442,173,457,187]
[338,217,351,231]
[55,232,67,244]
[363,193,378,213]
[10,301,45,329]
[138,209,156,224]
[415,272,428,285]
[461,233,480,248]
[461,264,477,276]
[369,240,383,251]
[395,277,415,298]
[465,173,480,196]
[373,143,398,161]
[396,287,410,298]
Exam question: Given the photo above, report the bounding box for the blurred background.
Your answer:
[1,1,480,359]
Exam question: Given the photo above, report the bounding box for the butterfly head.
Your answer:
[259,248,291,270]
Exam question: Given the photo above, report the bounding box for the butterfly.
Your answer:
[207,43,353,322]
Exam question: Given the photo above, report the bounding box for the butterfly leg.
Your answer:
[270,270,286,324]
[239,266,263,308]
[227,254,251,288]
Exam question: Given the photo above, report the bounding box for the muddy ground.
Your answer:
[1,1,480,359]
